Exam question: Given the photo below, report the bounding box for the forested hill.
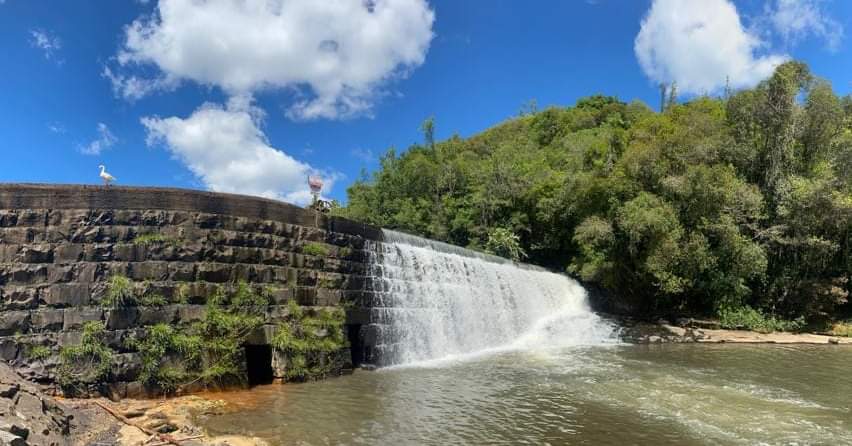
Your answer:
[334,61,852,327]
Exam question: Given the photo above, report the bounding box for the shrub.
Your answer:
[272,303,346,381]
[718,306,805,333]
[26,345,51,361]
[57,321,114,391]
[484,228,526,261]
[127,281,270,394]
[138,293,169,307]
[103,274,134,308]
[302,242,330,257]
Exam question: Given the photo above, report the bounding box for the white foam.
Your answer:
[371,230,617,367]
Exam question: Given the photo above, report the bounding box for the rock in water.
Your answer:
[0,363,73,445]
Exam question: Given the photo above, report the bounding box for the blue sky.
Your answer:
[1,0,850,204]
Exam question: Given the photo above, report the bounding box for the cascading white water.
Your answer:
[370,230,616,366]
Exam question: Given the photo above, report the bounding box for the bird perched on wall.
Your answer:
[98,165,116,186]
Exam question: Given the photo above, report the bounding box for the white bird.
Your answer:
[98,165,116,186]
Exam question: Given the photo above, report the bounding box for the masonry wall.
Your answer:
[0,184,381,397]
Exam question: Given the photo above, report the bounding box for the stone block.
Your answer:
[267,287,293,305]
[74,263,100,283]
[0,228,33,244]
[0,244,19,262]
[0,338,20,361]
[16,209,45,226]
[168,263,196,281]
[69,226,102,243]
[42,284,89,307]
[30,309,65,332]
[113,353,142,382]
[1,287,39,310]
[40,227,70,243]
[138,306,178,326]
[0,211,18,227]
[0,311,30,336]
[83,244,113,262]
[4,264,48,285]
[57,331,82,347]
[106,308,140,330]
[294,288,317,306]
[245,324,276,345]
[48,265,74,283]
[127,262,168,281]
[316,289,342,306]
[266,305,291,323]
[196,263,232,283]
[62,308,103,331]
[53,243,84,263]
[176,305,207,323]
[231,264,255,282]
[112,244,145,262]
[15,244,53,263]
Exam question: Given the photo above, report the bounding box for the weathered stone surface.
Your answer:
[0,312,30,336]
[41,284,89,308]
[62,308,103,331]
[30,310,64,333]
[53,244,83,263]
[1,287,39,311]
[0,362,73,446]
[0,184,384,394]
[106,307,140,330]
[196,263,231,283]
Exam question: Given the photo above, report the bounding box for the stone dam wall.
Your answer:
[0,184,385,398]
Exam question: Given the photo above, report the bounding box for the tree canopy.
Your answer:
[334,62,851,323]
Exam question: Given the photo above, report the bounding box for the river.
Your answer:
[200,343,852,445]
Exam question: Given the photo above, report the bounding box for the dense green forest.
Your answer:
[334,62,851,327]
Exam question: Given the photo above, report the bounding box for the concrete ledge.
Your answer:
[0,184,383,240]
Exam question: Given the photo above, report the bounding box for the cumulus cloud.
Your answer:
[767,0,843,51]
[111,0,435,119]
[29,29,62,60]
[634,0,788,94]
[79,123,118,156]
[141,97,337,205]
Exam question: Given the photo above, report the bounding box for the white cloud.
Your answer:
[350,147,374,162]
[29,29,62,60]
[111,0,435,120]
[79,123,118,156]
[634,0,788,94]
[767,0,843,51]
[47,122,66,134]
[141,97,337,205]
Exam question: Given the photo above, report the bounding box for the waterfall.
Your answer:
[368,230,616,366]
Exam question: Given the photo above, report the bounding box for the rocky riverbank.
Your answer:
[615,317,852,344]
[0,361,266,446]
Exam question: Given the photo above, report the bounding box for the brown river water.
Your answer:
[198,344,852,445]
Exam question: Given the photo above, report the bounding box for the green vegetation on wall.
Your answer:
[271,300,347,381]
[127,281,270,394]
[57,321,114,393]
[334,61,852,327]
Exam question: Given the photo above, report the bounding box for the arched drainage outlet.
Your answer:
[245,344,274,386]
